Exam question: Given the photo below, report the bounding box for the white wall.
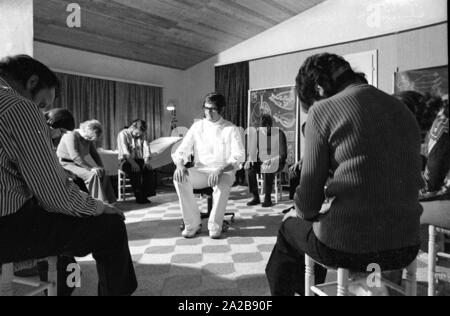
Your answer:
[0,0,33,58]
[216,0,448,66]
[250,23,448,94]
[34,42,184,135]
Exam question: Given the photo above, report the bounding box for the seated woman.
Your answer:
[266,53,423,296]
[45,108,89,194]
[57,119,116,204]
[419,98,450,228]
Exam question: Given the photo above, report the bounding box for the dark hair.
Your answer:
[260,114,273,128]
[301,122,307,137]
[129,119,147,132]
[0,55,59,95]
[295,53,359,112]
[394,91,443,133]
[44,108,75,131]
[204,93,226,113]
[355,72,369,84]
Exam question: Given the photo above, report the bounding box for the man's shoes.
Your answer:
[209,230,222,240]
[182,227,202,239]
[262,200,274,208]
[136,198,151,204]
[247,197,261,206]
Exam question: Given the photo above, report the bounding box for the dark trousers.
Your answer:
[122,159,156,202]
[0,199,138,296]
[266,218,419,296]
[289,172,300,200]
[247,162,282,201]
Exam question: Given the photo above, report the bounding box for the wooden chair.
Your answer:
[305,255,417,296]
[117,169,134,202]
[0,257,57,296]
[257,172,283,203]
[428,225,450,296]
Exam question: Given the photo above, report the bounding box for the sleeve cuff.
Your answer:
[95,200,105,216]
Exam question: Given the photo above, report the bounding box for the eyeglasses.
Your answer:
[203,106,219,113]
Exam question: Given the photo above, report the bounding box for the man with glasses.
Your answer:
[172,93,245,239]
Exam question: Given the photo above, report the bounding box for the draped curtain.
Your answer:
[55,73,116,149]
[115,82,163,146]
[215,62,249,129]
[55,73,164,149]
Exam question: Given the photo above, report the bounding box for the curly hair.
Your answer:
[296,53,359,112]
[79,120,103,140]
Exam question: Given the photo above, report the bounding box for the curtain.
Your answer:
[115,82,164,147]
[215,61,249,129]
[55,73,116,149]
[55,73,164,150]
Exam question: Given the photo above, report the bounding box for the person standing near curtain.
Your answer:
[245,114,287,207]
[172,93,245,239]
[57,120,117,204]
[117,119,156,204]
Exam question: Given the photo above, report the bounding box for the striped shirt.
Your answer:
[0,76,103,218]
[117,129,150,161]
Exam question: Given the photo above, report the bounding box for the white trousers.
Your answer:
[174,167,235,233]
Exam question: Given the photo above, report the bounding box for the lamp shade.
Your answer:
[166,100,177,112]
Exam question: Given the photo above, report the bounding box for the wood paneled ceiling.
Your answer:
[34,0,325,70]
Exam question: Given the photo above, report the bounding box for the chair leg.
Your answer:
[47,257,58,297]
[118,171,123,202]
[274,176,279,204]
[337,268,349,296]
[0,264,14,296]
[305,255,315,297]
[278,174,283,202]
[428,225,437,296]
[405,259,417,296]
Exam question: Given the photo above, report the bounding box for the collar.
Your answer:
[0,76,20,97]
[204,117,224,125]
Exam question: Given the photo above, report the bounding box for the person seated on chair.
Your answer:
[117,119,156,204]
[0,55,137,296]
[245,114,287,207]
[419,98,450,229]
[420,98,450,201]
[172,93,245,239]
[266,53,423,296]
[57,120,117,204]
[45,108,89,195]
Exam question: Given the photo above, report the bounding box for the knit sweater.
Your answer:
[295,84,423,254]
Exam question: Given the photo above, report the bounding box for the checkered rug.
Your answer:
[70,186,449,296]
[73,186,287,296]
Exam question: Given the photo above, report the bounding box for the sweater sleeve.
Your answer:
[64,132,93,169]
[294,108,330,221]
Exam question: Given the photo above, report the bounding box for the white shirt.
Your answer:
[172,118,245,170]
